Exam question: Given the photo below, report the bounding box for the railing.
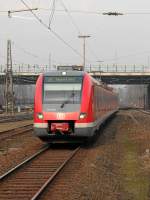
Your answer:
[0,64,55,73]
[0,64,150,73]
[86,64,150,73]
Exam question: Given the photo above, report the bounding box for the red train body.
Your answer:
[34,71,118,142]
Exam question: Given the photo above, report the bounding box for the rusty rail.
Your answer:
[0,124,33,141]
[0,145,80,200]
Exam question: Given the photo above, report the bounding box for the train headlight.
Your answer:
[37,113,44,120]
[79,113,87,119]
[62,71,67,75]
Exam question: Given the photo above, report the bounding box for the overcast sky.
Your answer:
[0,0,150,69]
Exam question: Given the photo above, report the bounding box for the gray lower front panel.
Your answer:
[34,126,94,139]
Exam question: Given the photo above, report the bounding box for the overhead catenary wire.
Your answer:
[19,0,85,60]
[0,41,46,66]
[0,52,31,66]
[12,41,58,64]
[0,2,97,63]
[59,0,81,35]
[59,0,92,62]
[4,3,150,65]
[58,0,99,62]
[0,37,68,67]
[103,50,150,63]
[0,35,51,65]
[12,41,39,58]
[35,8,150,15]
[87,43,99,61]
[2,8,150,15]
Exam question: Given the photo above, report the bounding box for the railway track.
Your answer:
[0,124,33,141]
[0,144,80,200]
[139,110,150,115]
[0,113,33,123]
[123,109,150,125]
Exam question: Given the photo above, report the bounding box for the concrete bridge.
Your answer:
[89,71,150,84]
[0,65,150,85]
[0,65,150,109]
[1,70,150,85]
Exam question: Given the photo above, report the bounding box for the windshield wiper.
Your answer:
[60,92,75,108]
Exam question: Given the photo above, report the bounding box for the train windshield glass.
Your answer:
[43,76,82,112]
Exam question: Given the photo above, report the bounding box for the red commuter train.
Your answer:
[34,71,118,142]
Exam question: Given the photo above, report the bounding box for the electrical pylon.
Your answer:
[4,40,14,114]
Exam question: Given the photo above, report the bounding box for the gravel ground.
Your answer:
[0,120,43,175]
[0,110,149,200]
[40,110,150,200]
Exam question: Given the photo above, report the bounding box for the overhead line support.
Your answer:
[8,8,38,18]
[78,35,91,71]
[4,40,15,114]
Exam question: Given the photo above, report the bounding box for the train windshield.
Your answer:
[43,76,82,112]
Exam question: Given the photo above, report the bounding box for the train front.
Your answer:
[34,71,92,142]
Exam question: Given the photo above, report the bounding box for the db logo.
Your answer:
[56,113,65,119]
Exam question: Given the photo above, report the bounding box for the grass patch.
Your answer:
[121,135,149,200]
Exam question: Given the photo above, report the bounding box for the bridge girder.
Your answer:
[0,72,150,85]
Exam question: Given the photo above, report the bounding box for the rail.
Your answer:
[0,145,80,200]
[0,113,33,123]
[0,124,33,141]
[0,145,49,180]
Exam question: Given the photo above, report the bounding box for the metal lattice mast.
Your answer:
[4,40,14,113]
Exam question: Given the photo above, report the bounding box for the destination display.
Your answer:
[44,76,83,83]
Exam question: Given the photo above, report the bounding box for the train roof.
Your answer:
[42,71,115,93]
[43,71,85,77]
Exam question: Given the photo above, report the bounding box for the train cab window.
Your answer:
[43,83,81,104]
[43,76,83,112]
